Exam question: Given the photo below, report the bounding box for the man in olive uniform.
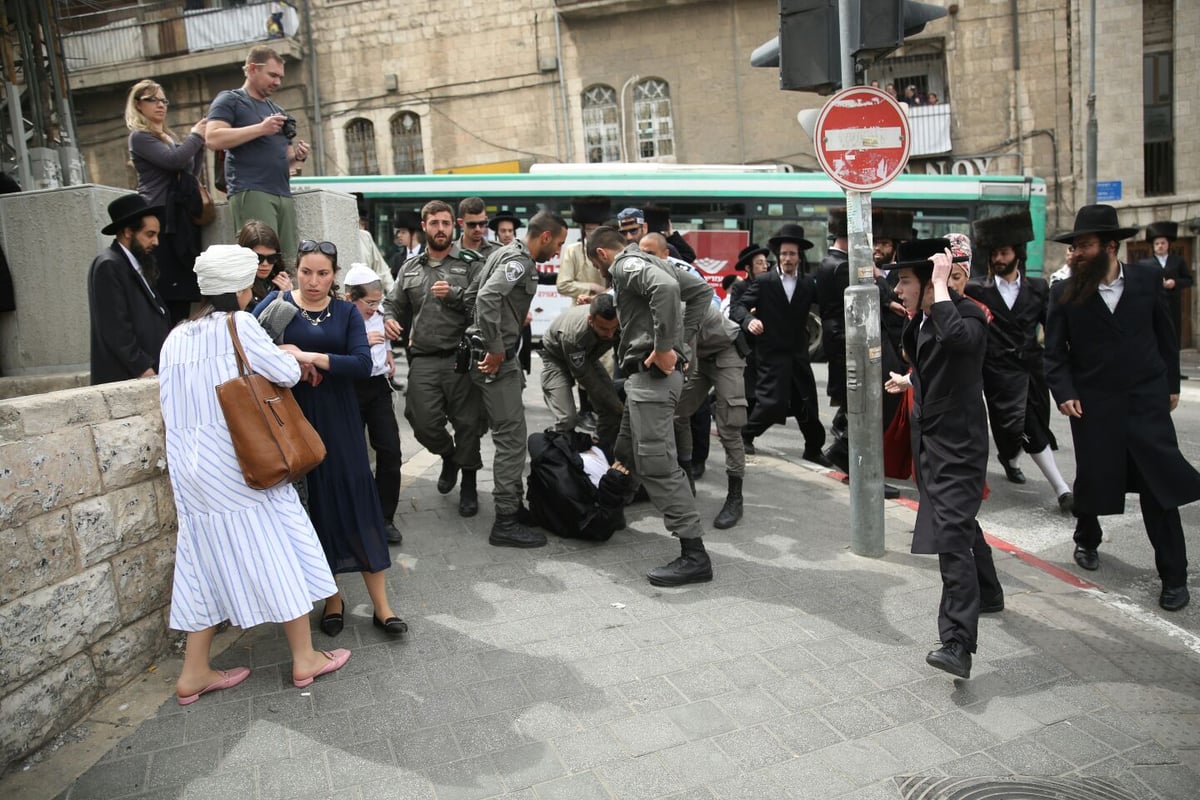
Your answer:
[585,227,716,586]
[540,294,623,447]
[383,200,484,517]
[457,196,501,259]
[468,211,569,548]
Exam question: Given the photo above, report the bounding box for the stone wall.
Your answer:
[0,379,173,774]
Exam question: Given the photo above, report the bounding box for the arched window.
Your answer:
[633,78,674,160]
[390,111,425,174]
[582,84,620,163]
[345,118,379,175]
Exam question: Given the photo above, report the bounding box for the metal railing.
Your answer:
[58,1,299,72]
[904,102,952,158]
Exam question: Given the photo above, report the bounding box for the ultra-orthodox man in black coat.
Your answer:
[1045,205,1200,611]
[1135,221,1194,343]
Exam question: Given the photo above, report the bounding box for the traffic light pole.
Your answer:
[838,0,885,558]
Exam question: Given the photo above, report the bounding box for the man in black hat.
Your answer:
[731,224,828,464]
[1046,204,1200,611]
[489,209,522,246]
[891,239,1000,679]
[1136,221,1193,343]
[815,208,851,468]
[643,205,697,264]
[728,243,771,415]
[557,197,611,304]
[87,194,172,385]
[388,211,424,279]
[965,210,1071,511]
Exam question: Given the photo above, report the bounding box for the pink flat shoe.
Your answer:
[293,649,351,688]
[177,666,251,706]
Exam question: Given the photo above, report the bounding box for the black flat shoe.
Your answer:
[883,484,901,500]
[803,450,834,468]
[1001,459,1026,484]
[385,522,403,545]
[1073,545,1099,571]
[926,641,971,679]
[1160,585,1190,612]
[373,614,409,636]
[320,599,344,637]
[979,595,1005,614]
[1057,492,1074,514]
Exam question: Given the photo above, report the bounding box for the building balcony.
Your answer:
[58,1,303,90]
[904,102,951,158]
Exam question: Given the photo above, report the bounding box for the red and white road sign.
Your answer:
[814,86,911,192]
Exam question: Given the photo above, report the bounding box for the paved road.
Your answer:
[9,352,1200,800]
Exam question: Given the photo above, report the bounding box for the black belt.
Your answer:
[410,348,457,359]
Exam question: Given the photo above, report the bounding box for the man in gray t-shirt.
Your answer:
[206,45,310,263]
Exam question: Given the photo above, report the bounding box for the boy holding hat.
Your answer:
[891,238,1000,679]
[1046,205,1200,611]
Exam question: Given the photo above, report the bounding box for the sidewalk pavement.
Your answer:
[11,354,1200,800]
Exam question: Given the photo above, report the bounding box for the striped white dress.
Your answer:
[159,311,337,632]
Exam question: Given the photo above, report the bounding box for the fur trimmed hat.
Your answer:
[972,210,1035,249]
[570,196,611,226]
[644,205,672,234]
[872,208,914,242]
[1145,221,1178,242]
[827,207,847,239]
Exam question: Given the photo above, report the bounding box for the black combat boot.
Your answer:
[489,513,547,548]
[437,456,458,494]
[713,474,743,530]
[647,537,713,586]
[458,469,478,517]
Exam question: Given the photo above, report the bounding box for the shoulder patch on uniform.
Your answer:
[569,350,586,369]
[504,260,527,282]
[620,257,647,274]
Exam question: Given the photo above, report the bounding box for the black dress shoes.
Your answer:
[979,595,1005,614]
[373,614,409,636]
[926,641,972,679]
[1160,585,1190,612]
[1073,545,1099,571]
[1001,459,1026,484]
[803,450,834,468]
[437,457,458,494]
[385,522,403,545]
[1057,492,1074,514]
[884,484,901,500]
[320,599,344,637]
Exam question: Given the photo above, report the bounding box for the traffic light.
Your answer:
[751,0,948,95]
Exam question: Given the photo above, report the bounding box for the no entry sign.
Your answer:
[814,87,911,192]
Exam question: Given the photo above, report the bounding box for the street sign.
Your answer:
[1096,180,1122,202]
[814,86,911,192]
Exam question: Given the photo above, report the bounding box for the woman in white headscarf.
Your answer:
[159,245,350,705]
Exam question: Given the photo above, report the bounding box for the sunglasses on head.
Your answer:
[258,252,282,266]
[298,240,338,258]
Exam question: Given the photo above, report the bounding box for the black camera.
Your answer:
[281,114,297,140]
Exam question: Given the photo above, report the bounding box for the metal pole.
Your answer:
[837,0,854,90]
[843,190,885,557]
[302,0,325,175]
[1085,0,1097,203]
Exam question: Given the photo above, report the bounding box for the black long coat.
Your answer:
[731,269,820,422]
[1045,262,1200,515]
[1136,253,1194,343]
[87,243,172,385]
[904,293,989,554]
[964,276,1056,456]
[815,250,849,404]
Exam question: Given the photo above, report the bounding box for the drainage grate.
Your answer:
[895,776,1143,800]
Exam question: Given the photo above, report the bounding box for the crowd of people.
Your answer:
[81,46,1198,695]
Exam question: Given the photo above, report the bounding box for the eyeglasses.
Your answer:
[138,96,169,106]
[258,253,281,266]
[463,220,489,229]
[358,298,383,309]
[298,240,338,258]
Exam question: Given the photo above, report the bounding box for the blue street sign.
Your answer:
[1096,181,1122,202]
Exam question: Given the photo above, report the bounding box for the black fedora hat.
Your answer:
[768,223,814,251]
[101,193,163,236]
[1052,204,1139,244]
[892,238,952,276]
[1145,221,1178,243]
[394,210,421,232]
[735,243,771,272]
[488,209,522,232]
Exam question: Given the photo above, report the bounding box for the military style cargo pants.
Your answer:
[674,349,748,477]
[474,363,527,516]
[404,354,483,471]
[541,355,622,447]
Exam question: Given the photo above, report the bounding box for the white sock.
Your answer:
[1030,446,1070,497]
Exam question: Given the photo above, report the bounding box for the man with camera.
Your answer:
[207,46,310,261]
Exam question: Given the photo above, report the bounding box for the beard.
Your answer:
[990,254,1019,278]
[873,244,895,268]
[1061,247,1110,305]
[130,241,159,287]
[428,230,451,251]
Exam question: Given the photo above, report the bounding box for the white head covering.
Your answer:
[195,244,259,295]
[342,263,379,287]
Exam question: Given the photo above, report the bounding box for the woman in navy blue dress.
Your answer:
[254,240,406,636]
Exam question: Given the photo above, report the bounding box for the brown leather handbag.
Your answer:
[215,316,326,489]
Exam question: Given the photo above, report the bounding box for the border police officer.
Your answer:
[540,295,623,447]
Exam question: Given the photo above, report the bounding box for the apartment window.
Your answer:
[633,78,674,160]
[1143,55,1174,196]
[582,84,620,163]
[390,112,424,174]
[345,118,379,175]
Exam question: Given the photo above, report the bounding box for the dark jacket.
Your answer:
[903,292,989,554]
[527,431,629,541]
[1045,261,1200,515]
[87,242,171,384]
[815,250,849,402]
[1136,252,1194,341]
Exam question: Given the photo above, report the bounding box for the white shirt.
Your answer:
[1157,254,1168,269]
[1098,264,1125,313]
[579,446,609,487]
[780,270,798,302]
[362,311,389,376]
[995,273,1021,310]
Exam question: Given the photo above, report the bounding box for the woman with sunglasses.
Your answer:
[253,239,407,638]
[125,79,208,325]
[237,220,293,307]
